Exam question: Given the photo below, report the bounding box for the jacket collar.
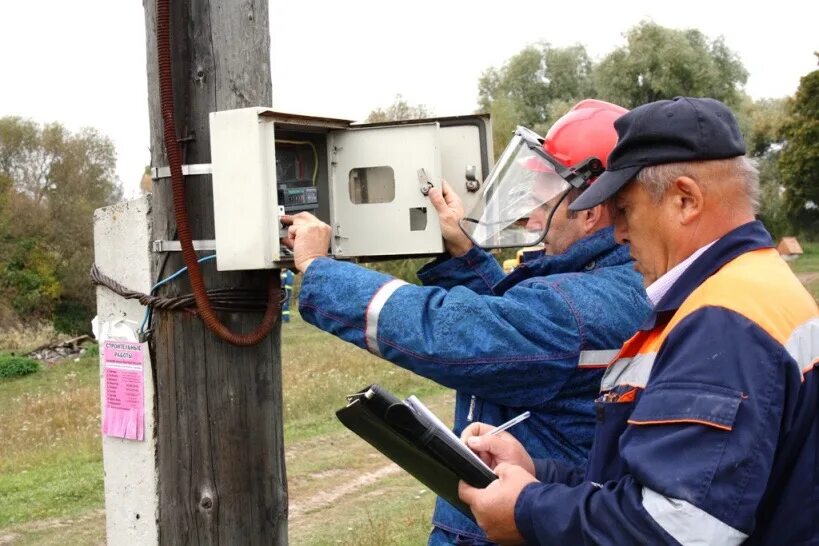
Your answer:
[639,220,774,330]
[493,227,630,295]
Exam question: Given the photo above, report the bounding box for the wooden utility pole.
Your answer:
[143,1,286,543]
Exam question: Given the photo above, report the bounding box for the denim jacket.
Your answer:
[299,227,650,544]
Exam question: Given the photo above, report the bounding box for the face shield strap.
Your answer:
[527,186,573,248]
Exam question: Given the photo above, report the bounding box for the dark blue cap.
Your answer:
[569,96,746,211]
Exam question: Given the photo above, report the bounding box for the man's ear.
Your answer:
[583,203,605,232]
[671,176,703,225]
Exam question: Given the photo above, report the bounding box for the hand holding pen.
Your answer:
[460,414,535,474]
[487,411,531,436]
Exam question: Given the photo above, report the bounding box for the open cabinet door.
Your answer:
[328,123,444,258]
[437,115,493,215]
[356,114,494,226]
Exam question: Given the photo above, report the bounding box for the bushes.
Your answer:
[53,299,93,335]
[0,238,61,319]
[0,354,40,379]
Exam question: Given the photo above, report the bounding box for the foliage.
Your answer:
[0,117,122,328]
[779,68,819,238]
[366,94,433,122]
[366,258,427,285]
[736,97,788,158]
[756,152,790,239]
[0,238,61,318]
[593,21,748,109]
[0,354,40,379]
[732,97,790,237]
[83,341,100,358]
[478,43,593,155]
[53,299,92,334]
[476,23,749,157]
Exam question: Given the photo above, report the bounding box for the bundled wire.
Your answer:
[90,260,285,339]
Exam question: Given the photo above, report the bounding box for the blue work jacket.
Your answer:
[515,221,819,545]
[299,227,650,544]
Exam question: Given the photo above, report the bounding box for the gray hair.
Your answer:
[635,156,760,213]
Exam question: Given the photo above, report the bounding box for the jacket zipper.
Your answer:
[467,395,476,421]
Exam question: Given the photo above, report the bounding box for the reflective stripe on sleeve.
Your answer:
[365,279,407,357]
[642,487,748,545]
[600,352,656,391]
[577,349,621,368]
[784,317,819,377]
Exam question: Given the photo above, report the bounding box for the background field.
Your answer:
[0,311,448,545]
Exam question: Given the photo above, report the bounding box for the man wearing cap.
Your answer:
[459,96,819,545]
[283,100,651,545]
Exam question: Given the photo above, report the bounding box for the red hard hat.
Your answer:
[543,99,628,171]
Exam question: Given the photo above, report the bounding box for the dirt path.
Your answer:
[289,463,402,521]
[796,272,819,285]
[0,509,105,545]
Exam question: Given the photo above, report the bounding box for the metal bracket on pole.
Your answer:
[151,163,213,180]
[152,240,216,252]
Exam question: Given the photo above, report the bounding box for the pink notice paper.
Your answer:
[102,340,145,441]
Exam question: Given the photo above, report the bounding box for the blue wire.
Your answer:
[138,254,217,334]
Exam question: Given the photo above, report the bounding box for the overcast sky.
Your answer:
[0,1,816,196]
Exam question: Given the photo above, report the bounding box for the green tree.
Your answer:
[0,117,122,330]
[366,94,433,122]
[779,68,819,238]
[0,238,61,318]
[730,97,790,238]
[735,97,787,158]
[593,21,748,109]
[477,43,593,153]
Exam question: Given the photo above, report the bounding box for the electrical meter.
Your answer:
[275,141,319,213]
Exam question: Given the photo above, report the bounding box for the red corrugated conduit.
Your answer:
[156,0,279,346]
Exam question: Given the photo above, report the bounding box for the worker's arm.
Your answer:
[298,256,584,407]
[414,181,507,294]
[416,245,506,294]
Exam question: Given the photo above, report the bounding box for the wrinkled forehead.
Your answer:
[611,179,642,203]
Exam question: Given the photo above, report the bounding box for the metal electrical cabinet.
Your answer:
[210,107,493,271]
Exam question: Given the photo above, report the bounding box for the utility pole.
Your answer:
[143,1,286,543]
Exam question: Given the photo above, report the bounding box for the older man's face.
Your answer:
[612,181,674,286]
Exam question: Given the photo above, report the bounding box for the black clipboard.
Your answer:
[336,384,497,517]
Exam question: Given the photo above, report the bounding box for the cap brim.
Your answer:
[568,165,642,211]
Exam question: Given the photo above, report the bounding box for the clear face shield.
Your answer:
[460,126,603,249]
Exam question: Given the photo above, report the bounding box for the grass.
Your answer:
[0,357,102,529]
[281,313,446,441]
[0,312,446,544]
[789,241,819,299]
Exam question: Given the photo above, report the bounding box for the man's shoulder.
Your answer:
[524,258,643,292]
[674,248,818,344]
[516,262,649,327]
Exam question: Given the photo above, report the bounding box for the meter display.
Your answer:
[275,140,319,212]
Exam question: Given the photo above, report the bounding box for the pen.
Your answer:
[487,411,531,436]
